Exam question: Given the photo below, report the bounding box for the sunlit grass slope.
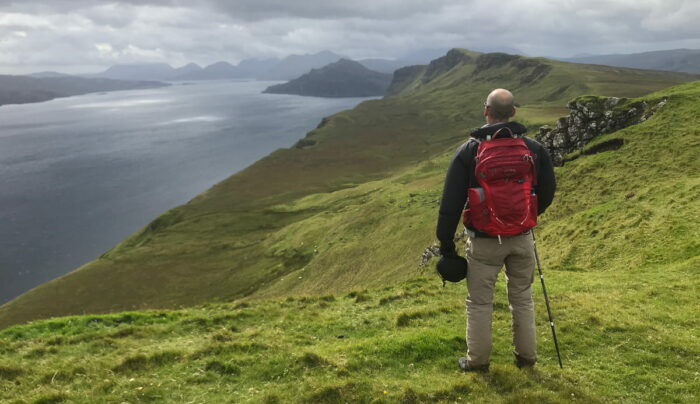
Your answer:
[1,265,698,403]
[0,50,697,329]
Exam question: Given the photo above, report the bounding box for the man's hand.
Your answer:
[440,240,458,257]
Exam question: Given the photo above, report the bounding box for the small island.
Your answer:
[263,59,392,98]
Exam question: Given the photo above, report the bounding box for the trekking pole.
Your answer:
[531,229,563,369]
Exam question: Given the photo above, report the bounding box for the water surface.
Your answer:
[0,80,371,304]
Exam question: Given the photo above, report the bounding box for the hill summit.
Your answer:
[263,59,393,97]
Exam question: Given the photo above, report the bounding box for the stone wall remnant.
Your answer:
[536,96,667,165]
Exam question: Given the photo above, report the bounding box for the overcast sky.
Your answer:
[1,0,699,74]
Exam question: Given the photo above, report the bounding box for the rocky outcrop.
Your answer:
[472,52,521,75]
[537,96,667,165]
[420,228,468,266]
[386,49,474,96]
[422,49,474,83]
[513,59,552,85]
[386,65,427,95]
[470,53,552,85]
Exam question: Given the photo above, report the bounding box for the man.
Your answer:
[436,88,556,371]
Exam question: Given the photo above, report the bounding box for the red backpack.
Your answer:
[462,128,538,239]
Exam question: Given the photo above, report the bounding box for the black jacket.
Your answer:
[436,121,556,252]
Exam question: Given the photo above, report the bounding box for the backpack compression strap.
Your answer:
[488,127,516,140]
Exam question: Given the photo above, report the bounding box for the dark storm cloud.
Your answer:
[0,1,699,74]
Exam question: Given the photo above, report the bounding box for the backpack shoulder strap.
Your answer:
[466,138,480,188]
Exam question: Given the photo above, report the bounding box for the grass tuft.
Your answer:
[33,394,67,404]
[113,350,182,373]
[204,360,240,376]
[396,309,438,327]
[298,352,333,368]
[0,364,23,380]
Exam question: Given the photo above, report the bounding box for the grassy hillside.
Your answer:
[1,250,698,402]
[0,50,697,329]
[0,53,698,402]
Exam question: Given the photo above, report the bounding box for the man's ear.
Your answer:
[510,107,516,118]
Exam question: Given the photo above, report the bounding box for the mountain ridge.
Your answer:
[77,49,455,81]
[93,51,347,81]
[563,48,700,74]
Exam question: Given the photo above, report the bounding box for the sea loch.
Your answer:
[0,80,372,303]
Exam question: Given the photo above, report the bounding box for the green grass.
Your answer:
[0,51,698,402]
[1,269,697,402]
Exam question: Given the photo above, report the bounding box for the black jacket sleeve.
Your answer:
[532,141,556,214]
[435,141,472,249]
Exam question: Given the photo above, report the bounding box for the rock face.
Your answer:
[537,96,667,165]
[386,65,427,95]
[472,52,521,75]
[422,49,474,83]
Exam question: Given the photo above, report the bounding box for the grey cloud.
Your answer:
[0,0,467,21]
[0,1,185,12]
[1,0,699,74]
[206,0,467,21]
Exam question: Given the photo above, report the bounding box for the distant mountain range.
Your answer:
[263,59,392,97]
[84,49,452,82]
[27,71,73,78]
[0,75,167,107]
[90,63,194,81]
[21,47,700,86]
[1,48,476,105]
[88,51,346,82]
[562,48,700,74]
[7,47,697,107]
[173,50,347,81]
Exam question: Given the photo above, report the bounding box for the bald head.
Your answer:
[485,88,516,122]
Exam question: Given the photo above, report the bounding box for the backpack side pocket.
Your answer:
[467,187,489,229]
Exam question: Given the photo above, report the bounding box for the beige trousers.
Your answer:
[464,231,537,366]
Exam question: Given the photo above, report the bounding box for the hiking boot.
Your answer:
[458,357,489,372]
[513,353,536,369]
